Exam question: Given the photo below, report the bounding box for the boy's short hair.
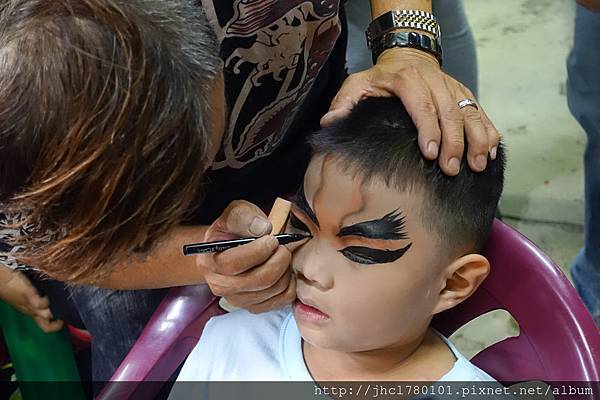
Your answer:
[0,0,221,281]
[309,98,505,259]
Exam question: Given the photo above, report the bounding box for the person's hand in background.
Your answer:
[0,266,63,332]
[198,200,308,313]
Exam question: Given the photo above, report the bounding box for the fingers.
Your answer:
[245,273,296,314]
[321,57,502,176]
[200,235,279,276]
[389,67,442,161]
[208,200,272,240]
[206,245,290,292]
[205,243,299,314]
[35,306,53,321]
[320,74,364,127]
[33,316,64,333]
[455,84,489,172]
[224,268,293,307]
[481,110,500,160]
[26,292,49,310]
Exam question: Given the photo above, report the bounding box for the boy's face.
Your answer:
[289,154,448,352]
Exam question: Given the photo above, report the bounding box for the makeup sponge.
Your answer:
[268,197,292,234]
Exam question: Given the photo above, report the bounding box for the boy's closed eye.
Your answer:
[289,211,311,233]
[289,207,413,266]
[340,244,412,265]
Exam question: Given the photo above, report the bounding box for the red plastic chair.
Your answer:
[97,220,600,399]
[432,220,600,383]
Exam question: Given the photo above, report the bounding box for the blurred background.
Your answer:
[467,0,584,278]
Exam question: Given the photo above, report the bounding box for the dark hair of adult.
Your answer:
[0,0,221,281]
[308,97,505,259]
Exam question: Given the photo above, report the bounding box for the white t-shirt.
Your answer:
[171,307,495,385]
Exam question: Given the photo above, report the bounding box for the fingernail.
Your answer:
[476,154,488,170]
[490,146,497,160]
[427,141,439,158]
[266,235,279,249]
[250,217,270,236]
[448,157,460,173]
[321,112,333,124]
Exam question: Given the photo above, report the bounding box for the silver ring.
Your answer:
[457,99,478,110]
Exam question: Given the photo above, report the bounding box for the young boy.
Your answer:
[170,97,505,389]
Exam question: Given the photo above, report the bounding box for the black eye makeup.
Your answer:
[340,243,412,265]
[290,184,320,227]
[289,211,310,233]
[337,209,408,240]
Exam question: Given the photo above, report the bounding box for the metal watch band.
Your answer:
[371,31,443,65]
[366,10,440,49]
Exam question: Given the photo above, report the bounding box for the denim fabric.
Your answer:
[68,285,169,384]
[567,4,600,325]
[345,0,479,97]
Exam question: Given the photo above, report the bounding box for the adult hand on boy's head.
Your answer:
[0,270,64,332]
[320,47,500,176]
[198,200,306,314]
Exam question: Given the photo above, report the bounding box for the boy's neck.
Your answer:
[302,328,456,381]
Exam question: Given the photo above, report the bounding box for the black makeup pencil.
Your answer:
[183,233,311,256]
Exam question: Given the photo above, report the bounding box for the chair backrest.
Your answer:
[432,219,600,382]
[98,220,600,400]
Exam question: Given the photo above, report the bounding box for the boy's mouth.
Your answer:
[294,297,330,323]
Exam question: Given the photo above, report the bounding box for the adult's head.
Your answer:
[290,97,505,353]
[0,0,224,282]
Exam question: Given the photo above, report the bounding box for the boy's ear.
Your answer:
[432,254,490,315]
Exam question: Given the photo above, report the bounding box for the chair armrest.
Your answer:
[97,284,223,400]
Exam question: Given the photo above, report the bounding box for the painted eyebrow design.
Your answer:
[337,209,409,240]
[290,184,320,228]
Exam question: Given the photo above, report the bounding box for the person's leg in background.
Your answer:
[568,3,600,325]
[68,285,169,391]
[345,0,478,97]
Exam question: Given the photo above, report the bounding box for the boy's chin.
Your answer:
[300,328,373,354]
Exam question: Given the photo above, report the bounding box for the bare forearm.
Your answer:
[90,225,208,290]
[369,0,432,19]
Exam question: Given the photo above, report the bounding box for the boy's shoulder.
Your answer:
[209,305,291,330]
[176,306,293,381]
[203,306,292,348]
[440,356,496,381]
[436,333,495,382]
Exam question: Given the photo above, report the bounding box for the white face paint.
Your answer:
[288,154,458,380]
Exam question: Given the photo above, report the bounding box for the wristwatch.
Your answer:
[366,9,440,49]
[371,31,443,65]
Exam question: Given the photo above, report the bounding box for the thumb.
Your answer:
[209,200,272,240]
[320,74,367,127]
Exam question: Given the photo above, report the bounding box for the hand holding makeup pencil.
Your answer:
[196,199,308,314]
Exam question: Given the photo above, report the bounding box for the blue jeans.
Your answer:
[345,0,478,97]
[568,4,600,325]
[68,285,169,384]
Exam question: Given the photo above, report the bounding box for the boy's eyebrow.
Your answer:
[290,184,320,227]
[337,209,409,240]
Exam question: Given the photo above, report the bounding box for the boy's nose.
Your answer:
[292,240,334,291]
